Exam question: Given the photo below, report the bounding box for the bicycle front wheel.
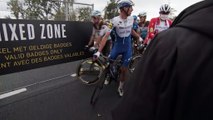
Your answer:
[90,69,107,105]
[77,58,103,85]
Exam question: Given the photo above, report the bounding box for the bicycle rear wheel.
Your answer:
[129,55,142,73]
[77,58,103,85]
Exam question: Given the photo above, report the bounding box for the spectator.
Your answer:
[112,0,213,120]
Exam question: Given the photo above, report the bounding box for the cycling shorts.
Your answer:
[109,41,132,67]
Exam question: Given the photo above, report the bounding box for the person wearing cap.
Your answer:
[112,0,213,119]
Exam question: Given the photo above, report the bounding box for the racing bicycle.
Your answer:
[90,55,122,105]
[76,49,143,85]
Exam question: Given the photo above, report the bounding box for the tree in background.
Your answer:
[24,0,60,20]
[7,0,24,19]
[7,0,60,20]
[46,0,76,21]
[7,0,94,21]
[66,0,77,21]
[54,3,66,21]
[77,7,92,21]
[103,0,119,20]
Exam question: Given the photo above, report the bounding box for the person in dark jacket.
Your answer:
[111,0,213,120]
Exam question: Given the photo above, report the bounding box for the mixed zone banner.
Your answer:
[0,19,93,75]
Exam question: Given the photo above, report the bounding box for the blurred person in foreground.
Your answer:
[112,0,213,120]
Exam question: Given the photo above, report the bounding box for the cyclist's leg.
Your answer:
[104,45,119,85]
[120,45,132,81]
[118,47,132,96]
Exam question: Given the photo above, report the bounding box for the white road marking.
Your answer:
[70,73,77,77]
[0,88,27,100]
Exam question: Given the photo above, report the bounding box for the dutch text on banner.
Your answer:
[0,19,93,75]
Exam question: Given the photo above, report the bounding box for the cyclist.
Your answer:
[131,15,140,55]
[143,4,172,45]
[132,15,139,33]
[86,10,112,56]
[93,0,143,97]
[138,11,149,40]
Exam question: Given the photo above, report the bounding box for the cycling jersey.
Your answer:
[112,16,133,38]
[92,25,111,40]
[139,26,148,39]
[132,22,139,32]
[91,23,112,56]
[144,17,172,44]
[109,16,134,67]
[132,21,139,41]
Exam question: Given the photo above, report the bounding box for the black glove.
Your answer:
[137,43,144,50]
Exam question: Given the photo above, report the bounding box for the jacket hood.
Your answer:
[171,0,213,39]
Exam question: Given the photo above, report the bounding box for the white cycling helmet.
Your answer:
[138,11,147,17]
[91,10,101,17]
[117,0,134,9]
[159,4,171,13]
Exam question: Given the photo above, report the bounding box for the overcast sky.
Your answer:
[75,0,203,20]
[0,0,203,19]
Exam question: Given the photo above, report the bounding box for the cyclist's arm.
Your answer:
[131,29,142,44]
[94,36,102,48]
[137,27,141,36]
[97,31,110,53]
[87,28,95,46]
[95,25,108,48]
[97,24,112,52]
[144,18,156,44]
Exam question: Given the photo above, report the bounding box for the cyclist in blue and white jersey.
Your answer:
[93,0,143,97]
[132,15,139,32]
[132,15,139,43]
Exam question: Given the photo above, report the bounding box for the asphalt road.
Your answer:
[0,61,122,120]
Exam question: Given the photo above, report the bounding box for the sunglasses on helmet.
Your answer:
[160,11,170,15]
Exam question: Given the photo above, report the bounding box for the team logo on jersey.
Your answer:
[150,28,154,32]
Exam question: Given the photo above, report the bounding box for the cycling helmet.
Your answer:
[91,10,101,17]
[117,0,134,9]
[159,4,171,13]
[133,15,137,20]
[138,11,147,17]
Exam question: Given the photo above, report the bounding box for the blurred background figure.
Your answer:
[138,11,149,40]
[144,4,172,45]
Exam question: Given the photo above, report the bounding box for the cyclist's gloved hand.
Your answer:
[137,43,145,50]
[93,51,100,59]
